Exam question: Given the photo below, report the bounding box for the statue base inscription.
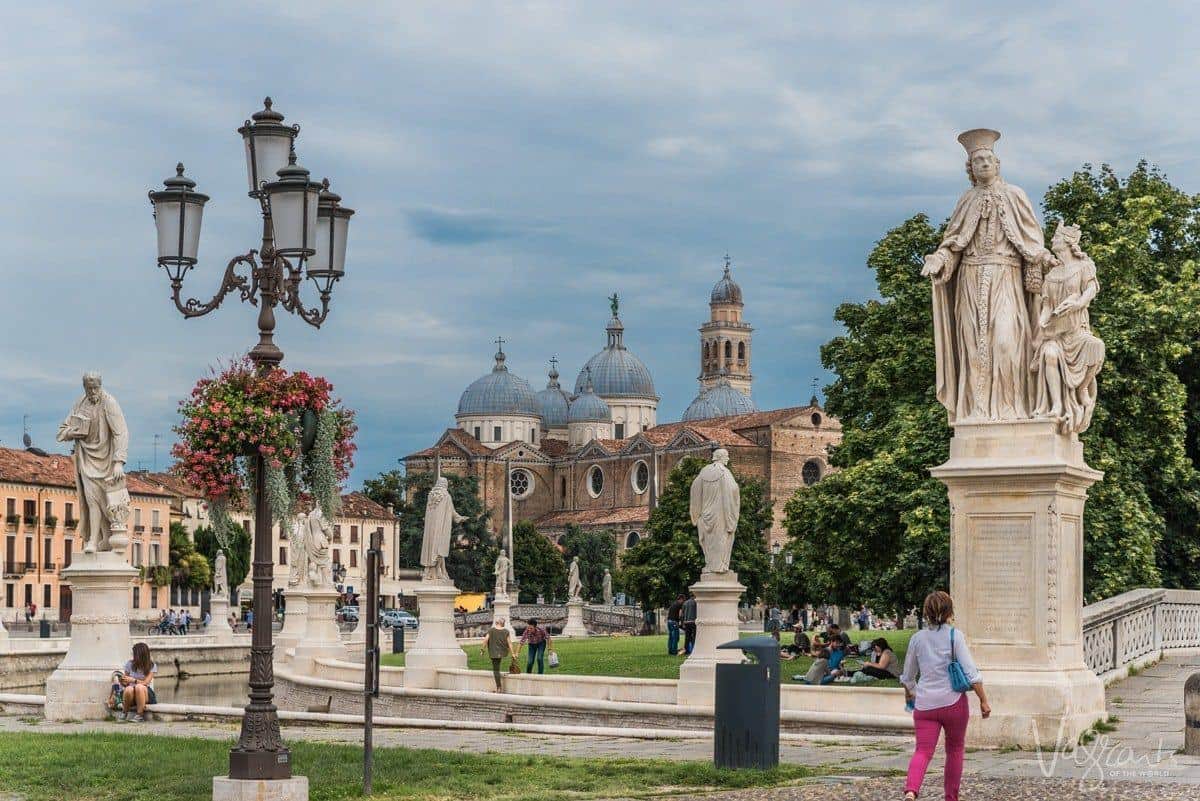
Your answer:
[405,582,467,689]
[561,598,587,638]
[931,419,1106,747]
[44,551,138,721]
[677,571,745,707]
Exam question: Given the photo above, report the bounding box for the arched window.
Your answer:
[811,412,822,427]
[588,465,604,498]
[703,342,710,360]
[737,341,746,361]
[724,340,732,359]
[560,476,567,500]
[802,459,822,486]
[631,460,649,494]
[626,531,641,549]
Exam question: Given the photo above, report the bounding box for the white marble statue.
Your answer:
[568,556,583,601]
[214,551,228,601]
[56,372,129,553]
[305,507,333,589]
[921,129,1057,424]
[602,569,613,606]
[493,549,510,598]
[1031,222,1105,434]
[689,448,741,574]
[420,477,466,584]
[287,512,308,588]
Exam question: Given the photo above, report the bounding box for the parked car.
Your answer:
[338,605,359,623]
[380,609,418,630]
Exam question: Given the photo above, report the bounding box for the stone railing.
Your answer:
[1081,588,1200,679]
[453,603,641,636]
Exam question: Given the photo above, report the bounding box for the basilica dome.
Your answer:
[536,361,572,429]
[710,262,743,305]
[575,313,657,400]
[456,348,541,419]
[682,392,722,422]
[568,372,612,422]
[682,376,757,421]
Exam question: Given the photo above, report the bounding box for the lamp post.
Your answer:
[148,97,354,784]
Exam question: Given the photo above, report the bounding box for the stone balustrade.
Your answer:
[452,603,641,637]
[1082,588,1200,681]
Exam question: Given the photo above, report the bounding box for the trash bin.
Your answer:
[392,625,404,654]
[713,635,780,770]
[39,620,51,638]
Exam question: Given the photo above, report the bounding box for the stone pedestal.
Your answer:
[561,598,587,637]
[405,582,466,688]
[44,551,138,721]
[292,590,344,668]
[677,572,745,706]
[212,775,308,801]
[491,593,516,637]
[931,419,1107,748]
[274,592,306,654]
[208,594,234,641]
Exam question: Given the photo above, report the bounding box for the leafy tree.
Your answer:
[559,526,618,603]
[784,163,1200,610]
[513,519,567,602]
[398,471,495,592]
[168,522,213,589]
[194,521,251,591]
[362,469,405,513]
[619,456,771,609]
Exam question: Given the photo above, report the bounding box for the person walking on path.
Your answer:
[481,616,515,692]
[517,618,552,674]
[666,594,684,655]
[900,591,991,801]
[681,592,698,656]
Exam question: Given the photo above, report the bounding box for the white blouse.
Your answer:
[899,625,982,711]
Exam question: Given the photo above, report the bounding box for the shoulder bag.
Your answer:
[947,627,972,693]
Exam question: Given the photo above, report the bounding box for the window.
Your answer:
[350,550,358,568]
[64,539,72,568]
[614,423,625,439]
[811,412,822,427]
[588,465,604,498]
[350,526,359,543]
[626,531,641,549]
[530,429,536,444]
[724,340,732,359]
[134,508,142,527]
[44,500,52,519]
[333,548,341,566]
[802,459,822,487]
[279,547,287,565]
[43,584,50,608]
[493,425,502,441]
[560,476,567,500]
[152,509,160,527]
[132,586,140,609]
[632,460,649,494]
[24,537,32,564]
[474,426,481,440]
[738,341,746,361]
[5,499,13,517]
[334,524,342,542]
[25,584,33,606]
[4,584,11,608]
[150,588,158,608]
[150,543,161,566]
[43,538,51,565]
[510,469,533,500]
[132,543,143,567]
[242,519,251,534]
[65,502,73,523]
[23,499,35,519]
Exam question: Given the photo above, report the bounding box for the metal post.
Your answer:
[364,528,383,794]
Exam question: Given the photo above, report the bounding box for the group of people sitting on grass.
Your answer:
[781,622,903,685]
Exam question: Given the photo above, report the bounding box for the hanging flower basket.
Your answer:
[172,356,356,545]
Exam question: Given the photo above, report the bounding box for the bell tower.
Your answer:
[699,256,752,395]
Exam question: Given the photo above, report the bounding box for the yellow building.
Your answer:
[1,446,173,623]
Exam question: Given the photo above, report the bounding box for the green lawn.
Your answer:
[382,629,915,686]
[0,730,820,801]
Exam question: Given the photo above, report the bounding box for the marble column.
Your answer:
[932,420,1106,748]
[561,598,587,637]
[44,550,138,720]
[274,591,306,654]
[404,582,466,688]
[677,572,745,706]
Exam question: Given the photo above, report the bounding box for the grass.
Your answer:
[382,629,916,686]
[0,730,819,801]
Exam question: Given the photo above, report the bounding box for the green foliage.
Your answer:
[559,525,618,603]
[194,521,251,591]
[785,163,1200,610]
[362,469,405,512]
[167,522,214,590]
[513,519,566,602]
[619,456,771,609]
[398,471,495,592]
[304,408,346,518]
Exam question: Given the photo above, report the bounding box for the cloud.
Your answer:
[404,207,543,246]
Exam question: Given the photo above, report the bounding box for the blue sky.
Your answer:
[2,2,1199,487]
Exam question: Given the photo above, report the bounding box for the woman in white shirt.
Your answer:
[899,591,990,801]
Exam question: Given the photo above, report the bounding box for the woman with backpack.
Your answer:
[900,591,990,801]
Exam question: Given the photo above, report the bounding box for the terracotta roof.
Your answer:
[649,406,816,436]
[0,446,171,498]
[686,425,758,448]
[539,438,568,457]
[339,491,393,519]
[405,428,492,460]
[534,505,651,528]
[134,471,201,499]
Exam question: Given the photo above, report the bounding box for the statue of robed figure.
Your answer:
[567,556,583,601]
[56,372,129,553]
[689,448,740,574]
[421,477,467,584]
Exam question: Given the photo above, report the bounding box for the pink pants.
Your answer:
[905,693,968,800]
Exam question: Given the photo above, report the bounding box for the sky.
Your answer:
[2,1,1200,488]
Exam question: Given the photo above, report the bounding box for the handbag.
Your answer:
[547,650,560,668]
[508,657,522,674]
[947,627,972,693]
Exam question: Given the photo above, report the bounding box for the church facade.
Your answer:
[405,261,841,551]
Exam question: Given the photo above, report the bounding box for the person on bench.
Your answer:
[118,642,157,722]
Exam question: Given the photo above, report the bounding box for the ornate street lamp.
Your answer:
[148,97,352,782]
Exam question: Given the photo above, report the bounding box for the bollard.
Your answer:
[1186,672,1200,756]
[39,620,51,638]
[392,624,404,653]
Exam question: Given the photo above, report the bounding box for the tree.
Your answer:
[559,526,617,603]
[168,522,212,589]
[398,471,496,592]
[513,520,566,602]
[784,163,1200,610]
[362,469,405,513]
[194,521,251,591]
[619,456,771,609]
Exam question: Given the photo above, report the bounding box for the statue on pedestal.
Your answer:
[287,512,308,589]
[1030,222,1105,434]
[493,549,510,598]
[56,372,129,553]
[921,129,1057,423]
[305,508,333,589]
[421,477,467,584]
[214,551,228,601]
[689,448,740,574]
[602,569,613,606]
[568,556,583,601]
